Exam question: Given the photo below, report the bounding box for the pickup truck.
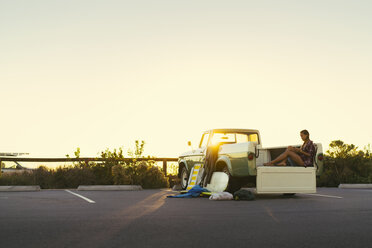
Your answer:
[178,129,324,194]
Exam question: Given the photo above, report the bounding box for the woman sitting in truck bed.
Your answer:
[264,130,316,167]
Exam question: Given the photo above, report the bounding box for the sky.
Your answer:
[1,0,371,162]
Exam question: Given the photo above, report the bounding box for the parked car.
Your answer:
[178,129,324,194]
[0,161,32,175]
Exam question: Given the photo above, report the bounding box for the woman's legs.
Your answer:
[288,151,305,166]
[264,149,289,165]
[264,148,305,166]
[276,158,287,166]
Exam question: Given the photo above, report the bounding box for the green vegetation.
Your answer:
[1,140,371,188]
[317,141,372,187]
[0,141,169,189]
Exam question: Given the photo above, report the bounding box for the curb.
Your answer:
[339,184,372,189]
[0,186,41,192]
[77,185,143,191]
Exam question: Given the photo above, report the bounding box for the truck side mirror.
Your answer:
[187,141,192,146]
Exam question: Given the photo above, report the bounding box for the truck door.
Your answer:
[185,132,209,170]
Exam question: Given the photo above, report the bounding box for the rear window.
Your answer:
[210,132,259,145]
[211,133,236,144]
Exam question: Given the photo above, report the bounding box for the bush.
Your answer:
[317,141,372,187]
[33,166,54,188]
[52,165,97,188]
[0,140,169,189]
[110,141,169,188]
[112,161,168,188]
[0,170,35,186]
[112,164,131,185]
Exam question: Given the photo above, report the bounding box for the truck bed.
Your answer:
[256,145,302,166]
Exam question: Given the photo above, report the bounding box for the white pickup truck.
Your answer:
[178,129,324,194]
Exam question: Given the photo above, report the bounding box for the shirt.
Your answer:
[299,140,316,167]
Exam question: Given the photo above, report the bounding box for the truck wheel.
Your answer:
[222,165,242,193]
[180,166,189,190]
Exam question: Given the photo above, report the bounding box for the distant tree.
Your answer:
[318,140,372,186]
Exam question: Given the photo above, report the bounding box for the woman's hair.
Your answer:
[300,129,310,138]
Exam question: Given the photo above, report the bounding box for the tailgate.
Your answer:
[256,166,316,194]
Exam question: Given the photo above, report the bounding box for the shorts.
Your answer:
[287,157,298,166]
[288,157,313,167]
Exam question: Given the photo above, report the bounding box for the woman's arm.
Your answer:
[294,147,311,157]
[297,142,315,157]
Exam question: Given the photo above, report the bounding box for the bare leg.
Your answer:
[288,151,305,166]
[276,158,287,166]
[264,149,289,165]
[264,148,304,166]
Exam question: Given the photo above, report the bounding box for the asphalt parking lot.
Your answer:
[1,188,372,248]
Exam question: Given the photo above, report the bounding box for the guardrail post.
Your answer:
[163,160,167,176]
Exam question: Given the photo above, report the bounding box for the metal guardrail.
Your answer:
[0,157,179,176]
[0,153,29,157]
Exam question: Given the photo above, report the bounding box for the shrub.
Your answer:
[111,161,169,188]
[33,166,54,188]
[139,163,169,189]
[0,170,35,186]
[110,141,169,188]
[0,140,169,189]
[52,165,97,188]
[317,140,372,187]
[112,164,131,185]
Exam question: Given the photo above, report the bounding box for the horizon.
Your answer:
[1,132,371,158]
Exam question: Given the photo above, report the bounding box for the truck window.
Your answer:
[199,133,210,148]
[211,132,259,145]
[211,133,250,144]
[236,134,248,143]
[248,134,258,142]
[211,133,235,145]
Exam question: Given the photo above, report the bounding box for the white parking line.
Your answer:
[300,193,343,199]
[65,190,95,203]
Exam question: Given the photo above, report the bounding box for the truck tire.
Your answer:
[180,166,189,190]
[222,165,242,193]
